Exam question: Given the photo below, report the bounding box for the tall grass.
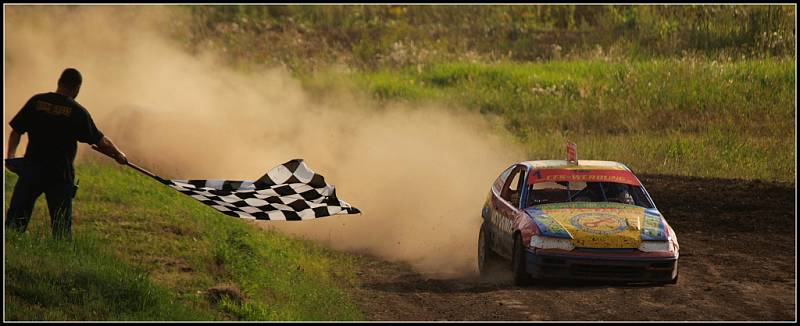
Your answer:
[178,5,795,71]
[351,58,795,182]
[4,162,364,321]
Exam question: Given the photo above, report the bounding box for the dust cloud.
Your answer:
[4,6,525,278]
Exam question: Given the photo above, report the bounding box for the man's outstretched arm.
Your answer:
[92,136,128,165]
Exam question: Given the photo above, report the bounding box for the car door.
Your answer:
[492,164,527,259]
[486,165,513,256]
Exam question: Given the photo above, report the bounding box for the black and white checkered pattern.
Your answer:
[162,159,360,221]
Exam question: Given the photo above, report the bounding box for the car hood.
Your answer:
[525,202,668,249]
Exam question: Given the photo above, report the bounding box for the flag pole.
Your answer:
[125,161,164,183]
[91,145,164,183]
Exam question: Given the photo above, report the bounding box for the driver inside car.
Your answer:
[605,184,635,205]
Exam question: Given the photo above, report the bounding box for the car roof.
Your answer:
[520,160,632,172]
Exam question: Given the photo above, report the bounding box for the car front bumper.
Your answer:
[526,249,678,283]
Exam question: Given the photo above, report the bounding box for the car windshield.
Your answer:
[525,181,653,209]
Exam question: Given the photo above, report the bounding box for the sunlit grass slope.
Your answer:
[4,161,363,321]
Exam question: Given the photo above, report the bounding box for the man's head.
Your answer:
[607,184,635,205]
[57,68,82,99]
[618,188,634,205]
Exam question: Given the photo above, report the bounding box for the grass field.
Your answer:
[4,162,363,321]
[309,57,795,182]
[182,5,795,70]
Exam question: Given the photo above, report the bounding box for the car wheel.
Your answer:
[478,222,503,279]
[668,274,678,284]
[663,262,679,285]
[511,233,532,286]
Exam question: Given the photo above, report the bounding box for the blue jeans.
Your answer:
[5,160,77,240]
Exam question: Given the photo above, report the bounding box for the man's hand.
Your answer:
[93,136,128,165]
[6,130,22,173]
[114,151,128,165]
[7,130,21,160]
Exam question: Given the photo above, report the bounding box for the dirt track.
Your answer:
[344,174,796,321]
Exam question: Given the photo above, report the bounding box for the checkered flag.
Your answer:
[161,159,360,221]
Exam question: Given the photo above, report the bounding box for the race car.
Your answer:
[478,149,679,285]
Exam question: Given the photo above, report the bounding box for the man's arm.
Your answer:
[92,136,128,165]
[7,130,21,158]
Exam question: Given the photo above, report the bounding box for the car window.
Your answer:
[528,181,569,206]
[493,165,516,193]
[526,181,654,208]
[501,167,525,207]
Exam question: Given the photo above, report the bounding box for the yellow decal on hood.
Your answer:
[626,216,641,231]
[570,213,627,235]
[541,205,645,248]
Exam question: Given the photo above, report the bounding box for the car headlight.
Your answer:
[530,235,574,251]
[639,240,673,253]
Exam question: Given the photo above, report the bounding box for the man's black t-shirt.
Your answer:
[9,92,104,182]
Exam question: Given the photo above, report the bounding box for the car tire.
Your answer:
[511,233,533,286]
[668,274,678,284]
[478,222,503,279]
[662,262,679,285]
